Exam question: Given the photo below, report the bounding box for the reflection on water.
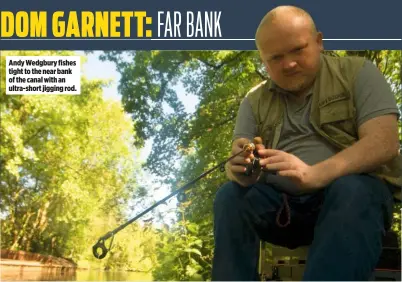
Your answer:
[1,267,153,281]
[76,269,152,281]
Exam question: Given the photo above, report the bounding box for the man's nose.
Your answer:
[282,56,297,70]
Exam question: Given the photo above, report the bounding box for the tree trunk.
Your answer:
[10,211,34,250]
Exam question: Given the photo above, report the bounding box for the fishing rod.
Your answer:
[92,140,261,259]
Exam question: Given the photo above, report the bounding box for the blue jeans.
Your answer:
[211,174,394,280]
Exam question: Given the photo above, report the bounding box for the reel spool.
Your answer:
[244,137,263,176]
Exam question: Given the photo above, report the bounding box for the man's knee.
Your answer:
[326,174,383,203]
[214,181,247,210]
[323,174,391,224]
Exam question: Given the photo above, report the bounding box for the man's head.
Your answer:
[255,6,323,95]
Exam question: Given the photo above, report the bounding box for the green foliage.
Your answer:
[0,50,158,272]
[99,51,264,180]
[152,204,212,280]
[392,203,401,244]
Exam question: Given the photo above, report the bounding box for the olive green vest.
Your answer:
[246,54,402,200]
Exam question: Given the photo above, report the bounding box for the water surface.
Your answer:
[1,267,153,281]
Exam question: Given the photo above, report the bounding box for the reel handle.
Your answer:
[244,137,263,176]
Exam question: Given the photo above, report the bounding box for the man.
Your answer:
[211,5,401,281]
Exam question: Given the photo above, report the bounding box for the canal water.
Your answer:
[1,267,153,281]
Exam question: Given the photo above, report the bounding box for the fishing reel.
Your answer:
[244,137,263,176]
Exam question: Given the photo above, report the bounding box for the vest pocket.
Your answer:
[319,100,352,125]
[318,98,357,145]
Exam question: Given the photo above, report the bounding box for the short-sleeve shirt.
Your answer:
[233,59,400,166]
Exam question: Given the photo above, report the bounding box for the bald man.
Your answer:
[211,5,401,281]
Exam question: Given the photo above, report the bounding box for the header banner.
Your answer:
[1,0,401,50]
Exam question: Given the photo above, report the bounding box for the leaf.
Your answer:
[189,239,203,248]
[184,248,202,257]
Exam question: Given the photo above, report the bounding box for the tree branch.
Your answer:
[24,126,47,145]
[255,69,267,80]
[197,51,246,70]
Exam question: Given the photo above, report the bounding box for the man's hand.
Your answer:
[306,114,400,184]
[258,114,400,190]
[258,149,330,190]
[229,138,255,174]
[226,138,265,187]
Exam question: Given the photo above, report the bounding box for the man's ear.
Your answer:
[316,31,324,51]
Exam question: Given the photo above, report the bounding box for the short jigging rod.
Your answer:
[92,138,262,259]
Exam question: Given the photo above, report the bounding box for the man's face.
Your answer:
[257,20,323,94]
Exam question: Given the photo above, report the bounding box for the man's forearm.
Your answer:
[313,135,399,183]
